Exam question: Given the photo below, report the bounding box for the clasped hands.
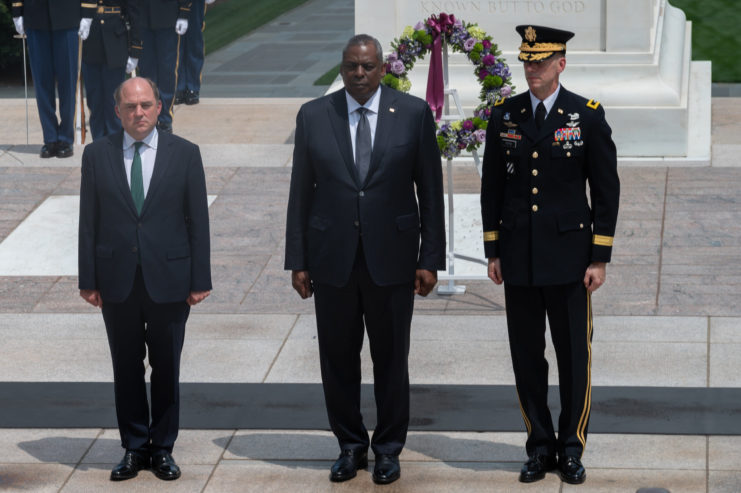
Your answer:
[291,269,438,299]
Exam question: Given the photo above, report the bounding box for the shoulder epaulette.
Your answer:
[494,98,505,107]
[586,99,600,110]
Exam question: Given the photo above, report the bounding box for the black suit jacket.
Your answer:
[12,0,96,31]
[83,1,143,68]
[78,130,212,303]
[139,0,190,30]
[481,87,620,286]
[285,85,446,287]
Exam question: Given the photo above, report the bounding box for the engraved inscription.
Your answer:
[419,0,587,15]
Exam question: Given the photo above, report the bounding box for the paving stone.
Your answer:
[562,469,705,493]
[0,277,58,313]
[710,317,741,343]
[0,463,73,492]
[709,471,741,493]
[61,464,213,492]
[0,429,101,463]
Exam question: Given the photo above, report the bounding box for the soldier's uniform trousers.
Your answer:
[176,0,205,95]
[139,29,178,127]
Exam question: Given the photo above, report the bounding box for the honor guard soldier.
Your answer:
[138,0,191,134]
[82,1,143,140]
[12,0,96,158]
[481,25,620,485]
[174,0,214,106]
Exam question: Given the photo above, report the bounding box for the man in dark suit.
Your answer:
[285,34,446,485]
[82,0,143,140]
[481,25,620,485]
[78,77,211,482]
[11,0,95,158]
[138,0,191,133]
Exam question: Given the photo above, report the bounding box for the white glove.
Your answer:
[12,17,24,36]
[206,0,215,4]
[175,19,188,35]
[126,57,138,74]
[79,18,92,40]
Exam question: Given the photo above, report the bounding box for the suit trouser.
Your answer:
[101,267,190,453]
[503,281,593,459]
[313,246,415,457]
[25,28,78,146]
[139,27,179,127]
[176,0,206,93]
[82,62,124,141]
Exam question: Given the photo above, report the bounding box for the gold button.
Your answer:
[579,223,584,228]
[532,205,538,212]
[101,19,105,24]
[506,150,511,155]
[566,151,571,157]
[532,187,538,195]
[499,219,503,224]
[532,169,538,176]
[532,151,539,159]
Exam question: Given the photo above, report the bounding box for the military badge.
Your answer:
[500,129,522,140]
[554,127,581,141]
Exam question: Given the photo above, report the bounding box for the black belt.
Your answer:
[97,6,121,14]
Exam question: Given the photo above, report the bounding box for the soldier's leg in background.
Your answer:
[52,28,79,146]
[82,62,105,141]
[25,28,58,145]
[155,28,179,127]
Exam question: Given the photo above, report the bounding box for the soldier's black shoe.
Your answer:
[156,121,173,134]
[184,90,199,105]
[40,143,56,158]
[372,454,401,485]
[558,456,586,484]
[174,91,185,105]
[55,142,73,158]
[329,449,367,482]
[110,450,150,481]
[152,451,181,481]
[519,454,557,483]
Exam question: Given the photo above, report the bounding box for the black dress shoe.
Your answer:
[40,143,56,158]
[559,455,586,484]
[174,90,185,105]
[110,450,150,481]
[156,121,173,134]
[372,454,401,485]
[329,449,367,482]
[184,90,199,105]
[519,454,557,483]
[152,451,181,480]
[55,142,73,158]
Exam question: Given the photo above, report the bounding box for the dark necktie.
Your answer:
[355,107,371,183]
[131,142,145,214]
[535,101,546,130]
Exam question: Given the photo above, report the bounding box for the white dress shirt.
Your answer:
[529,83,561,120]
[346,86,381,162]
[123,128,158,196]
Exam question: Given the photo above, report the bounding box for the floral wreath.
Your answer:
[382,13,515,159]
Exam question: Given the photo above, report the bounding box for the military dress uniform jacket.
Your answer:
[82,1,143,69]
[139,0,190,30]
[12,0,97,31]
[481,87,620,286]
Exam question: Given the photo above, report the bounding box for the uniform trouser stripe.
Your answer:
[576,291,593,453]
[516,389,532,435]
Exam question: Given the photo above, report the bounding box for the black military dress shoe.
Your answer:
[174,90,186,105]
[55,142,73,158]
[329,449,367,482]
[152,451,181,480]
[519,454,557,483]
[40,143,56,158]
[372,454,401,485]
[559,455,586,484]
[110,450,150,481]
[184,90,199,105]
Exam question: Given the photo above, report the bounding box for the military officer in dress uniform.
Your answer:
[480,25,620,485]
[174,0,213,106]
[12,0,96,158]
[82,0,143,140]
[138,0,191,133]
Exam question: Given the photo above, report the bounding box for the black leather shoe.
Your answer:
[40,143,56,158]
[152,451,181,480]
[372,454,400,485]
[519,454,557,483]
[329,449,367,482]
[156,121,173,134]
[55,142,73,158]
[110,450,150,481]
[174,90,185,105]
[184,90,199,105]
[559,455,586,484]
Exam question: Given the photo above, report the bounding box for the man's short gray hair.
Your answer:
[342,34,383,64]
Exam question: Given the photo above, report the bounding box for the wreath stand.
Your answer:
[437,41,488,295]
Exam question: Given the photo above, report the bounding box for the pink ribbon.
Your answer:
[425,13,455,121]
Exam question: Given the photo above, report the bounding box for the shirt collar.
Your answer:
[123,127,158,151]
[345,86,382,116]
[529,83,561,117]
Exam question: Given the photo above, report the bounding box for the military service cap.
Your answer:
[515,25,575,62]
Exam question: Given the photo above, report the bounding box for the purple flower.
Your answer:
[474,129,487,143]
[462,120,474,131]
[387,51,398,63]
[482,54,496,66]
[500,85,512,97]
[482,39,491,50]
[414,21,425,30]
[390,60,405,75]
[463,38,476,51]
[478,70,488,80]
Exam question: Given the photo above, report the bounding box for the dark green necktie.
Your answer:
[131,142,145,214]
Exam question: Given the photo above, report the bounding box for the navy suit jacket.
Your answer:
[78,130,212,303]
[285,85,446,287]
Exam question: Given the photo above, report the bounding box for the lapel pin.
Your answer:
[520,108,526,114]
[557,108,564,114]
[389,108,395,113]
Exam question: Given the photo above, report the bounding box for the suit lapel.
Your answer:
[109,131,138,216]
[365,85,397,187]
[327,90,360,187]
[141,130,172,216]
